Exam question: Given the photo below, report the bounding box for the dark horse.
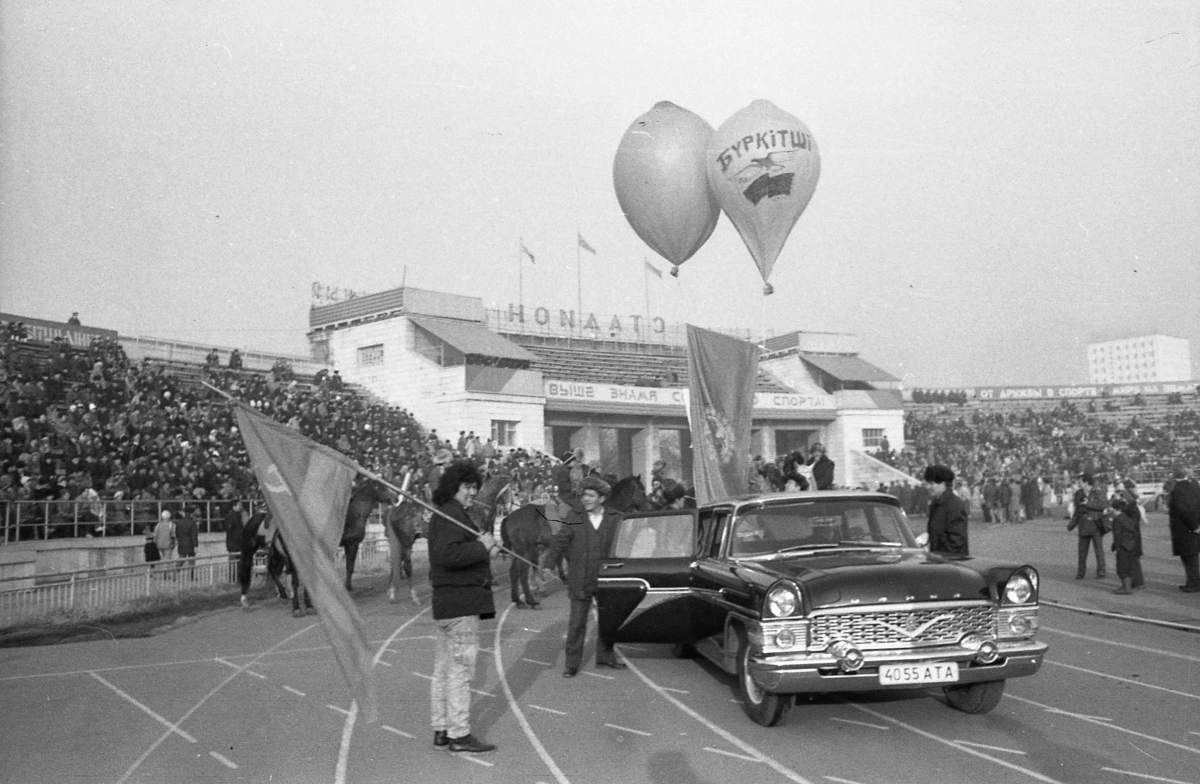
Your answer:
[237,512,312,616]
[500,474,649,607]
[342,479,395,592]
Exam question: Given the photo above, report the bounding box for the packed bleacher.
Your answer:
[0,322,561,540]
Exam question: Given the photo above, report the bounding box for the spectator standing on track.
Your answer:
[924,465,969,556]
[153,510,176,562]
[176,506,199,578]
[997,479,1012,523]
[1008,477,1023,522]
[981,477,998,523]
[545,474,628,676]
[1167,467,1200,592]
[427,461,496,754]
[1108,479,1145,594]
[1068,473,1109,580]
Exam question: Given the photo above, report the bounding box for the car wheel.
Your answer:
[944,680,1005,714]
[735,627,792,727]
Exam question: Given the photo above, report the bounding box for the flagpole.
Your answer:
[517,237,524,332]
[201,381,546,572]
[643,258,651,342]
[576,229,582,339]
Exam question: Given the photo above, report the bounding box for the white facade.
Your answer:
[1087,334,1193,384]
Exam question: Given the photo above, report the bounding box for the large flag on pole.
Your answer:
[686,325,760,505]
[233,404,378,722]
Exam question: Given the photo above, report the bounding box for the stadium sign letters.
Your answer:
[0,313,118,348]
[504,304,666,336]
[926,381,1197,401]
[545,380,834,410]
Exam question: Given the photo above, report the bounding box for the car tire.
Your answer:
[944,679,1005,714]
[735,627,792,727]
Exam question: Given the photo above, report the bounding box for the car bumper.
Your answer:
[750,640,1048,693]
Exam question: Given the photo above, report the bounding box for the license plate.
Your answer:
[879,662,959,685]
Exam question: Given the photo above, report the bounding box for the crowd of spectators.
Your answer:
[0,327,561,539]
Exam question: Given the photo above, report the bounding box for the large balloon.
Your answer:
[613,101,720,276]
[707,100,820,294]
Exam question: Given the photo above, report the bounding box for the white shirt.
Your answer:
[588,509,604,530]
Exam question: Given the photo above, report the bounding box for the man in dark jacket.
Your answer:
[1167,467,1200,592]
[545,475,625,676]
[807,443,835,490]
[924,465,969,556]
[428,461,496,754]
[1068,473,1109,580]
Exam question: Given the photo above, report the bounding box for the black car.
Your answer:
[596,491,1047,726]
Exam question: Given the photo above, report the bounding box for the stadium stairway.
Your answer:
[847,450,920,489]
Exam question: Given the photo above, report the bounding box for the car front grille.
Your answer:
[809,604,996,650]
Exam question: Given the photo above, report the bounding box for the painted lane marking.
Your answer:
[952,740,1027,755]
[1041,626,1200,663]
[116,622,320,784]
[215,657,267,679]
[376,660,392,666]
[829,717,889,731]
[1048,660,1200,701]
[604,723,652,737]
[414,672,492,698]
[89,673,197,743]
[328,704,352,716]
[528,704,568,716]
[1191,731,1200,737]
[335,607,431,784]
[522,657,554,666]
[413,672,433,681]
[1042,602,1200,634]
[582,671,615,680]
[660,686,689,695]
[620,644,647,651]
[208,751,238,769]
[1006,694,1200,757]
[1043,707,1113,722]
[282,686,306,697]
[381,725,414,739]
[1100,767,1195,783]
[457,753,495,768]
[623,657,815,784]
[844,701,1066,784]
[703,746,762,762]
[492,603,571,784]
[824,777,870,784]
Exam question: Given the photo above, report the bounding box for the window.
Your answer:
[491,420,518,447]
[357,344,384,367]
[612,513,696,559]
[862,428,884,448]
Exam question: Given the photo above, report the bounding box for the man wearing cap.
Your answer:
[807,443,835,490]
[924,465,969,556]
[1167,467,1200,592]
[545,475,626,676]
[1068,473,1108,580]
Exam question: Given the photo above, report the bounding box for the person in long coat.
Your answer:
[427,461,496,753]
[1109,479,1144,594]
[1167,468,1200,592]
[924,465,969,556]
[1068,473,1109,579]
[545,474,626,676]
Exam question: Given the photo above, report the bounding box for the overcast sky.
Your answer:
[2,1,1197,388]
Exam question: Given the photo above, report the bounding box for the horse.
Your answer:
[238,512,311,615]
[385,494,427,605]
[342,479,395,592]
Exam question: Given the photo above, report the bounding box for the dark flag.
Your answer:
[233,404,378,721]
[686,325,760,505]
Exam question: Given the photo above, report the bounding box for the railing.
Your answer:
[0,534,392,628]
[0,499,264,543]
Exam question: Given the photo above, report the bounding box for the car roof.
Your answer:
[703,490,902,511]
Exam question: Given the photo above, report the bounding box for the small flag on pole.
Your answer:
[577,233,597,255]
[233,403,378,722]
[644,259,663,279]
[520,242,535,264]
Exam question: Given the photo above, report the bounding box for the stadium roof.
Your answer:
[800,354,898,383]
[409,316,538,363]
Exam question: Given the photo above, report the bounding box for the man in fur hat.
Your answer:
[924,465,969,556]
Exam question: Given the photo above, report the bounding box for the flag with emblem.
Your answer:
[233,403,377,722]
[685,325,760,505]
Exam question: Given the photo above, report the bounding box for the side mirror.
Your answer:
[915,532,929,548]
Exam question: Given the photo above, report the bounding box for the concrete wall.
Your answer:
[0,534,232,580]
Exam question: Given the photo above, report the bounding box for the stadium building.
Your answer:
[1087,334,1193,385]
[306,286,906,487]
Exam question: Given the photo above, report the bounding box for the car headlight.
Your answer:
[1003,569,1037,605]
[765,582,800,617]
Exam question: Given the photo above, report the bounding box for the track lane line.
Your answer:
[113,621,320,784]
[1005,693,1200,757]
[493,602,571,784]
[1046,660,1200,700]
[89,672,198,744]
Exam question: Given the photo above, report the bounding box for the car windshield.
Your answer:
[729,500,915,557]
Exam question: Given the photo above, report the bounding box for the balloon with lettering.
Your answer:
[613,101,720,277]
[706,100,820,294]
